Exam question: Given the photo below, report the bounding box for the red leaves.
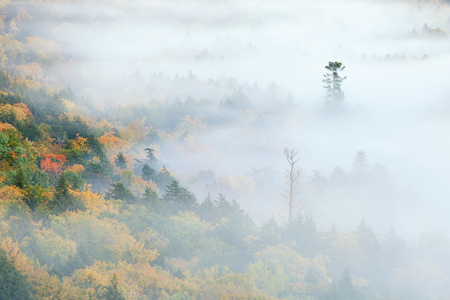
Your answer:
[39,153,68,175]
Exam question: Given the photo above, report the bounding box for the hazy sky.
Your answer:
[39,0,450,238]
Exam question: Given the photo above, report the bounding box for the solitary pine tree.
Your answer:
[322,61,346,104]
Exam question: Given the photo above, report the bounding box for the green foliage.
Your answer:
[0,249,33,300]
[199,194,253,251]
[155,166,176,189]
[51,174,85,213]
[162,180,197,213]
[141,163,156,181]
[12,168,27,189]
[114,151,127,170]
[23,184,49,211]
[0,71,12,90]
[141,185,164,211]
[322,61,346,104]
[106,181,135,203]
[144,147,157,162]
[83,159,111,193]
[103,273,125,300]
[287,215,322,257]
[64,170,85,191]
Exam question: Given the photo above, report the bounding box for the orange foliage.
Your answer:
[0,102,32,121]
[70,134,89,151]
[0,122,14,131]
[99,132,130,154]
[40,153,67,175]
[0,185,25,206]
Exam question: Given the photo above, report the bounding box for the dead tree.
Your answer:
[283,147,301,227]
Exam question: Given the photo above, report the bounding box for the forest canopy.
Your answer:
[0,0,450,299]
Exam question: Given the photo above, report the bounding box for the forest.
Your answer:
[1,0,450,299]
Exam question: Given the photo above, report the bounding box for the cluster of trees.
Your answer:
[0,1,449,299]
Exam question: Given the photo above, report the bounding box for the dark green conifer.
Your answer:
[103,273,125,300]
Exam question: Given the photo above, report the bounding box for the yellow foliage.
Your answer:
[0,185,25,206]
[25,36,60,63]
[326,231,363,269]
[176,115,207,133]
[254,244,310,280]
[71,189,117,214]
[99,131,130,154]
[50,211,156,264]
[0,122,13,131]
[129,178,159,198]
[0,237,34,274]
[120,119,149,143]
[0,0,10,11]
[0,220,9,238]
[1,235,86,299]
[13,77,42,92]
[0,102,32,121]
[9,9,32,34]
[67,134,90,155]
[0,34,24,63]
[71,261,186,299]
[15,63,44,80]
[66,163,85,174]
[33,227,77,265]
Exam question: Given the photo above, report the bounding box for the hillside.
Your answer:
[1,0,450,299]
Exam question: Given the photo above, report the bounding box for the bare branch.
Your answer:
[283,146,301,227]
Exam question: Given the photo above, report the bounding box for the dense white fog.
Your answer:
[33,0,450,238]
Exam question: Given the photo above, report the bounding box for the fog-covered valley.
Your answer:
[38,0,450,237]
[1,0,450,299]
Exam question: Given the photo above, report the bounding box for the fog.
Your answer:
[21,0,450,238]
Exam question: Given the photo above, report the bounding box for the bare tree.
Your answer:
[283,147,301,227]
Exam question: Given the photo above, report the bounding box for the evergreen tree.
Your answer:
[52,174,85,213]
[322,61,346,104]
[13,168,27,189]
[114,152,127,170]
[106,182,135,203]
[162,181,197,213]
[155,166,176,189]
[141,163,156,181]
[103,273,125,300]
[141,185,163,211]
[144,147,157,162]
[0,249,33,300]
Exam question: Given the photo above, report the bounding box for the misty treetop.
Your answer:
[323,61,346,105]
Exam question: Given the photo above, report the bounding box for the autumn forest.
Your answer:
[1,0,450,299]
